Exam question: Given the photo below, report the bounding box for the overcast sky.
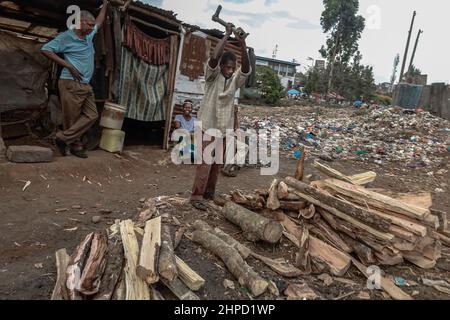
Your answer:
[143,0,449,84]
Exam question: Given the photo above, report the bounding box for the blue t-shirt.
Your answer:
[41,26,98,84]
[175,114,197,133]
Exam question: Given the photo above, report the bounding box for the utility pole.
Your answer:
[398,11,416,84]
[408,29,423,74]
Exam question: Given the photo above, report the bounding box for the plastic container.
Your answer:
[99,129,125,153]
[100,102,126,130]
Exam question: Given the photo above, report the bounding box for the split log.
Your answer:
[284,283,319,300]
[342,235,375,265]
[429,230,450,246]
[193,220,252,259]
[158,224,178,282]
[351,258,413,300]
[348,171,377,185]
[283,193,303,201]
[279,200,307,211]
[137,216,161,284]
[388,225,417,243]
[250,252,303,277]
[230,190,265,210]
[95,232,124,300]
[433,209,448,232]
[79,231,109,296]
[277,181,289,199]
[285,179,394,242]
[375,252,404,266]
[136,198,158,226]
[223,201,283,244]
[175,255,205,291]
[173,225,187,250]
[318,209,357,239]
[51,249,70,300]
[279,213,351,276]
[112,269,126,300]
[422,241,442,261]
[311,219,353,253]
[402,251,436,269]
[161,278,200,300]
[267,179,280,210]
[322,178,430,220]
[192,230,268,297]
[66,232,94,300]
[119,220,150,300]
[294,225,312,274]
[294,145,306,180]
[313,160,355,184]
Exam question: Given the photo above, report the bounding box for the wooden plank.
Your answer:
[322,178,430,220]
[51,249,70,300]
[402,251,436,269]
[351,258,413,300]
[137,216,161,284]
[313,160,355,184]
[175,255,205,291]
[119,220,151,300]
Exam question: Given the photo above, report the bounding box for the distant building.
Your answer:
[255,56,300,89]
[315,60,325,70]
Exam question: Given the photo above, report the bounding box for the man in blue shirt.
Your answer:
[41,0,109,158]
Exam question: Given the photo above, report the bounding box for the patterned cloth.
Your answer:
[119,48,168,122]
[197,59,251,134]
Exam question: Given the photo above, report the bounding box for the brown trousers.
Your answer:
[56,79,98,148]
[191,135,225,201]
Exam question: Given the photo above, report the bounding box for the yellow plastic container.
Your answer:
[100,129,125,153]
[100,102,126,130]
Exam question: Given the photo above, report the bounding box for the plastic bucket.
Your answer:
[100,102,126,130]
[99,129,125,153]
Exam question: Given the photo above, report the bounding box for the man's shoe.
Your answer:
[54,137,67,156]
[70,149,88,159]
[190,200,208,211]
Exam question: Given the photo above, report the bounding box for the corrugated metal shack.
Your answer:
[0,0,249,153]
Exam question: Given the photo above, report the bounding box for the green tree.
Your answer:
[320,0,365,94]
[256,66,284,104]
[390,54,400,93]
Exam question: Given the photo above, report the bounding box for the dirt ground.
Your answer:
[0,104,449,300]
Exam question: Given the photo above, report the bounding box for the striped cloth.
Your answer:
[119,47,168,122]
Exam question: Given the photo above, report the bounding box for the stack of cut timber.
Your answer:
[51,198,205,300]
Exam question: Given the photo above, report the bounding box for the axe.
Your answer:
[212,5,249,39]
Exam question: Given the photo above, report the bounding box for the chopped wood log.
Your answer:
[95,232,124,300]
[119,220,150,300]
[66,232,94,300]
[250,252,303,277]
[294,145,306,180]
[223,201,283,244]
[158,224,178,282]
[175,255,205,291]
[343,235,375,265]
[51,249,70,300]
[351,258,413,300]
[402,251,436,269]
[422,241,442,261]
[294,225,312,274]
[284,283,319,300]
[192,230,268,297]
[429,230,450,246]
[313,160,355,184]
[193,220,252,259]
[285,179,394,242]
[230,190,265,210]
[136,198,158,226]
[433,209,448,232]
[79,231,108,296]
[375,252,404,266]
[267,179,281,210]
[277,181,289,199]
[312,219,353,253]
[388,225,417,243]
[279,213,351,276]
[283,193,303,201]
[348,171,377,185]
[173,225,186,250]
[322,178,430,220]
[279,200,307,211]
[299,204,316,219]
[112,270,126,300]
[392,239,416,251]
[161,278,200,300]
[137,216,161,284]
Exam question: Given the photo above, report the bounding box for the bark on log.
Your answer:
[51,249,70,300]
[250,252,303,277]
[267,179,281,210]
[158,224,178,282]
[95,232,124,300]
[192,230,268,297]
[322,178,430,220]
[311,219,353,253]
[79,230,108,296]
[193,220,252,259]
[66,232,94,300]
[222,201,283,244]
[119,220,150,300]
[173,225,187,250]
[137,216,161,284]
[279,200,307,211]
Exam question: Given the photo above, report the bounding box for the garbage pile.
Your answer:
[240,106,450,167]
